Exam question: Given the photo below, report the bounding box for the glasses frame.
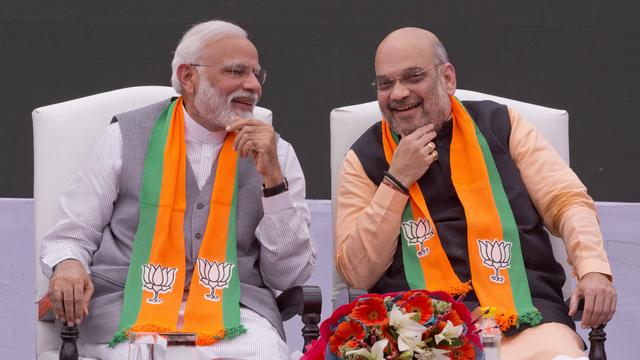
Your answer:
[371,63,442,91]
[189,62,267,85]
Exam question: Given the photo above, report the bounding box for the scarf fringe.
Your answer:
[107,324,177,348]
[516,309,542,328]
[196,325,247,346]
[494,308,542,332]
[443,281,472,296]
[109,324,248,348]
[108,328,129,348]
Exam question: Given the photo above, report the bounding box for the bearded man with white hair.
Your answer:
[41,20,316,359]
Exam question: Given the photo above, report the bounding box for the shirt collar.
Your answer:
[183,103,227,144]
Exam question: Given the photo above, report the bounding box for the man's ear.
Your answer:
[441,63,457,95]
[176,63,197,95]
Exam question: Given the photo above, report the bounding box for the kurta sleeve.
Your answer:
[508,107,612,279]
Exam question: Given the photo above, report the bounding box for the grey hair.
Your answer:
[433,39,449,65]
[170,20,248,94]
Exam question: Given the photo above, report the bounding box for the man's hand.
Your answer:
[387,123,438,188]
[48,259,94,327]
[227,118,284,187]
[568,272,616,328]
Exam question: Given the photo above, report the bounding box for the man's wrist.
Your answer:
[383,171,409,194]
[262,177,289,197]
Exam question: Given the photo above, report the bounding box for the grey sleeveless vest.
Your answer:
[79,99,283,343]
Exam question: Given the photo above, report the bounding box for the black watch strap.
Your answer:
[262,177,289,197]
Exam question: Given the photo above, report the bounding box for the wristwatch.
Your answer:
[262,177,289,197]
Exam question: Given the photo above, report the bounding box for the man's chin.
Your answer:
[386,116,425,136]
[232,109,254,119]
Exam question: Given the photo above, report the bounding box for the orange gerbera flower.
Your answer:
[398,291,434,323]
[329,319,365,353]
[351,297,388,326]
[447,339,475,360]
[445,309,464,326]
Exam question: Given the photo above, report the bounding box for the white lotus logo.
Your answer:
[401,218,434,257]
[477,239,512,283]
[197,258,234,302]
[141,264,177,304]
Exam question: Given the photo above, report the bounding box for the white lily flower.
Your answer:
[415,347,451,360]
[434,320,464,345]
[389,306,427,352]
[346,339,388,360]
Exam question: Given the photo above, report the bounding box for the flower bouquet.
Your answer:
[302,290,483,360]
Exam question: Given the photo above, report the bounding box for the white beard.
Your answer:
[193,78,257,130]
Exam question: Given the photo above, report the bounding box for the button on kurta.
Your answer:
[194,233,202,240]
[196,203,204,209]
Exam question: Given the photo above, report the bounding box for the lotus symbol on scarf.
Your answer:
[401,218,434,257]
[478,239,512,283]
[197,258,234,301]
[141,264,177,304]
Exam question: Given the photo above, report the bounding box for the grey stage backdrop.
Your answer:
[2,0,639,201]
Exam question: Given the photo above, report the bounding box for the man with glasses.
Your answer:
[335,27,615,359]
[41,20,316,359]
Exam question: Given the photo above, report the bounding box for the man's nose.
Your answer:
[389,81,410,101]
[243,72,262,93]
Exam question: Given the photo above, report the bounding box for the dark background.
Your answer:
[2,0,639,201]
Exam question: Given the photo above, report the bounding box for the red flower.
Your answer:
[445,309,464,326]
[447,339,475,360]
[351,297,388,326]
[329,319,365,353]
[397,291,434,324]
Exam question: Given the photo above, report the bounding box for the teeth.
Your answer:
[395,103,419,111]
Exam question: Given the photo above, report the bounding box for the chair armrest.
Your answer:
[37,294,56,322]
[564,298,607,360]
[38,294,80,359]
[348,288,367,303]
[276,285,322,321]
[276,285,322,353]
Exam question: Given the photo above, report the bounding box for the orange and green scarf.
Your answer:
[110,97,245,346]
[382,96,541,331]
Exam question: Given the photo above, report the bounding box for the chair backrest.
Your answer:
[329,89,573,300]
[32,86,272,355]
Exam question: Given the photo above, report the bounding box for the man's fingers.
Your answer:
[235,133,251,154]
[51,288,65,320]
[600,294,613,325]
[608,291,617,323]
[581,292,595,328]
[591,292,606,327]
[73,282,84,324]
[62,286,76,326]
[568,290,580,317]
[81,279,94,321]
[225,118,256,132]
[227,118,266,133]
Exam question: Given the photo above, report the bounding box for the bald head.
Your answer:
[374,27,456,136]
[375,27,448,71]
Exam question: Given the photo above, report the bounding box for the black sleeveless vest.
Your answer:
[351,100,574,335]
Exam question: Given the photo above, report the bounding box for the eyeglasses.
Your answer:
[189,62,267,85]
[371,64,442,91]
